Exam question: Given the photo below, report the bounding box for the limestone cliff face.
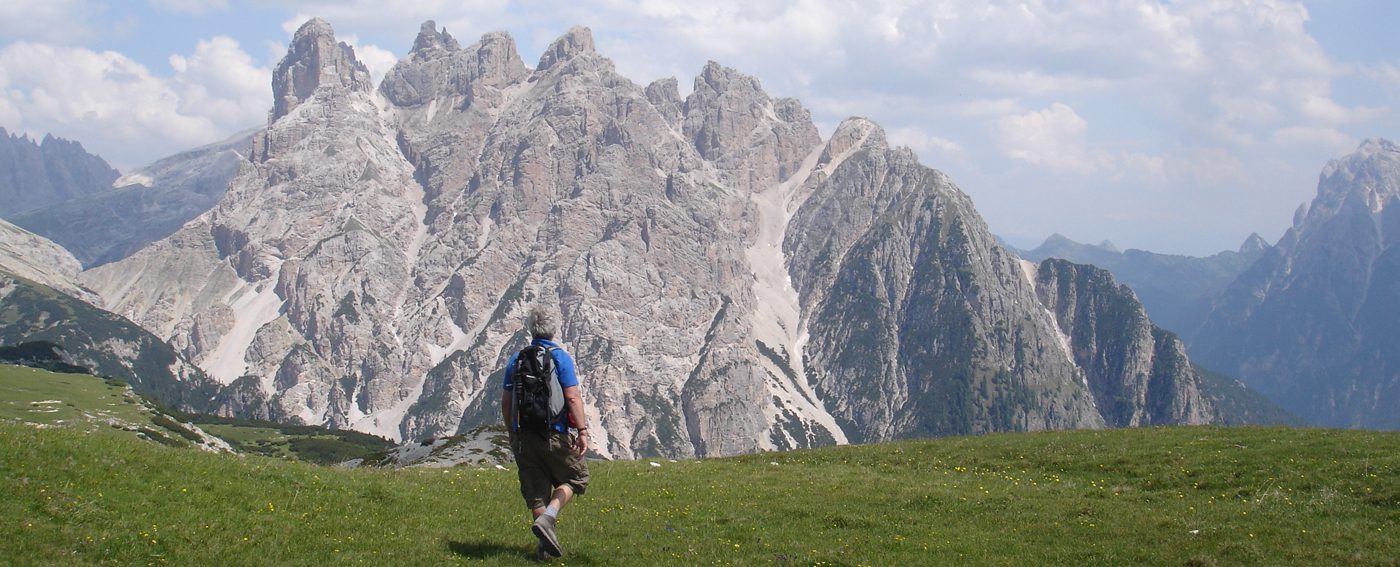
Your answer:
[88,18,426,433]
[1031,259,1212,427]
[786,120,1104,442]
[85,18,1225,457]
[1196,139,1400,428]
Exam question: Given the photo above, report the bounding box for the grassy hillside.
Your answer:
[0,364,219,451]
[2,419,1394,565]
[0,364,390,464]
[0,272,218,410]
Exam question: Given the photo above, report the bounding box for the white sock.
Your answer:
[544,505,559,519]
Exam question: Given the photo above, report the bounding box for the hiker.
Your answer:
[501,305,591,561]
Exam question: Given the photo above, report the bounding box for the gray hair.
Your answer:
[525,305,558,339]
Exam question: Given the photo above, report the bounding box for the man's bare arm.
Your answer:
[563,385,589,455]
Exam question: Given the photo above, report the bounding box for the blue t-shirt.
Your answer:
[502,338,579,433]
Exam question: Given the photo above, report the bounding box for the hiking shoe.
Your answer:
[532,514,563,557]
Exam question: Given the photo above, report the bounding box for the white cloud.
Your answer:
[994,103,1163,179]
[994,103,1092,171]
[967,69,1114,96]
[276,1,510,47]
[1373,62,1400,95]
[0,39,269,169]
[168,36,270,129]
[1271,126,1355,154]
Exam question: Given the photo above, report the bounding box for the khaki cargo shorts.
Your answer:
[512,430,590,510]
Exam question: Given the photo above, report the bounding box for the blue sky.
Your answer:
[2,1,1397,255]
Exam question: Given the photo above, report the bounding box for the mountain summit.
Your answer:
[1196,138,1400,429]
[271,18,373,121]
[84,19,1234,457]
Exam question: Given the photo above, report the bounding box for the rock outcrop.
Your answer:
[85,18,1229,457]
[0,219,95,303]
[1031,259,1211,426]
[786,119,1103,442]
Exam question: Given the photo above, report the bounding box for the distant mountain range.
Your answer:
[0,128,118,217]
[1012,139,1400,431]
[7,130,251,268]
[12,16,1380,459]
[1010,232,1269,339]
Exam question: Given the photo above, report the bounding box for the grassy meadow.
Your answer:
[2,363,1395,565]
[2,415,1396,565]
[0,364,390,463]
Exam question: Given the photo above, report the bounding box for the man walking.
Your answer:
[502,305,591,561]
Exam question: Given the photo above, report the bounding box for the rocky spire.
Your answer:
[411,20,460,54]
[1238,232,1269,254]
[472,31,526,87]
[536,26,595,70]
[380,29,526,108]
[645,77,682,127]
[270,17,373,122]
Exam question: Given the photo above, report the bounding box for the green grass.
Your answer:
[0,364,389,464]
[0,365,155,428]
[1,423,1395,566]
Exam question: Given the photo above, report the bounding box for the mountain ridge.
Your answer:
[1013,232,1268,339]
[0,128,119,217]
[1195,137,1400,429]
[79,18,1249,457]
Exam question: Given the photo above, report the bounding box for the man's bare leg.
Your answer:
[531,484,575,519]
[532,484,573,557]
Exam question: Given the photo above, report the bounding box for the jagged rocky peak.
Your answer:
[1315,137,1400,215]
[645,77,682,126]
[1239,233,1269,254]
[682,60,820,192]
[411,20,460,54]
[536,25,596,70]
[1357,137,1398,157]
[819,117,884,166]
[381,27,525,108]
[1195,137,1400,428]
[0,127,120,217]
[271,17,373,121]
[693,60,757,96]
[473,31,526,85]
